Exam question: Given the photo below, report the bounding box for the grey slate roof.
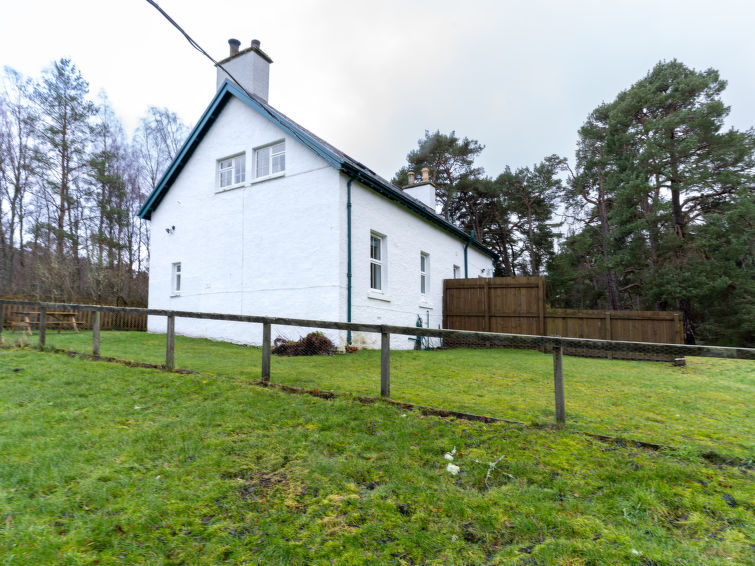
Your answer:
[138,80,496,259]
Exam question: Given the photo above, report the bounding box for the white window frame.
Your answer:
[254,140,286,181]
[171,262,181,296]
[217,153,246,190]
[420,252,429,296]
[370,232,386,292]
[453,264,461,279]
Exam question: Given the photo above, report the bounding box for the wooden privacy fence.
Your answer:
[443,278,683,361]
[1,299,753,427]
[547,309,682,361]
[444,276,546,335]
[0,301,146,332]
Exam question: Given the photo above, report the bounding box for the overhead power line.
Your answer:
[143,0,250,99]
[143,0,319,158]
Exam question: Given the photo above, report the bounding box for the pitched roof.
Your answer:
[138,80,496,259]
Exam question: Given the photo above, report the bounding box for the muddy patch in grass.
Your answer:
[236,470,289,499]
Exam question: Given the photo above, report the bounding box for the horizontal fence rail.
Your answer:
[1,299,753,428]
[1,299,750,360]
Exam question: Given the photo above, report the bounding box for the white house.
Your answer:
[138,39,496,348]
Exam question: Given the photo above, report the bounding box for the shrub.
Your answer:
[272,332,335,356]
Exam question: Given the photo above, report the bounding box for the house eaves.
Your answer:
[138,80,497,260]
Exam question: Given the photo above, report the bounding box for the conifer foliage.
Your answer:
[394,60,754,346]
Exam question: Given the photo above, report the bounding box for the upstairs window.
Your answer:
[171,262,181,295]
[370,233,384,291]
[420,252,429,295]
[217,154,245,189]
[255,141,285,179]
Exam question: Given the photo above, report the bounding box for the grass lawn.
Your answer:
[0,348,753,565]
[12,330,754,460]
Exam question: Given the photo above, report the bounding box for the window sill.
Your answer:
[251,171,285,184]
[367,291,391,303]
[170,293,181,298]
[215,182,246,194]
[419,301,433,310]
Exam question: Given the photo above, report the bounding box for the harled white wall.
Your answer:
[147,96,494,349]
[344,174,493,348]
[148,97,342,345]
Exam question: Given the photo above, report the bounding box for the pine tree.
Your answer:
[33,58,96,272]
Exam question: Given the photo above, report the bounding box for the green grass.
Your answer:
[1,348,753,565]
[13,330,754,460]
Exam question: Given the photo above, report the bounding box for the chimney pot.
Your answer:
[251,39,261,48]
[408,171,415,185]
[421,167,430,182]
[228,38,241,56]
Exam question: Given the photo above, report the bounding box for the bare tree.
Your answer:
[0,67,37,293]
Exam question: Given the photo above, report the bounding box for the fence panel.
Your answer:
[443,278,682,361]
[0,302,146,332]
[546,309,682,361]
[444,277,546,342]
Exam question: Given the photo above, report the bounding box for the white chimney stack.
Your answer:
[216,38,273,102]
[402,167,437,210]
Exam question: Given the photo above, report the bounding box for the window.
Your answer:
[171,262,181,294]
[420,253,429,295]
[370,233,384,291]
[453,265,461,279]
[255,141,285,178]
[217,154,245,189]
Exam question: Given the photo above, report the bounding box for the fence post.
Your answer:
[38,306,47,348]
[380,329,390,398]
[261,322,271,383]
[93,311,101,357]
[552,339,565,425]
[605,311,613,360]
[165,314,175,370]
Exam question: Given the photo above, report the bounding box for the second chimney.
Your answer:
[403,167,437,210]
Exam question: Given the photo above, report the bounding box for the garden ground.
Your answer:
[0,345,753,564]
[9,330,754,459]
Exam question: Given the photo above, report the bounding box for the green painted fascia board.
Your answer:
[138,80,343,220]
[137,81,496,262]
[138,86,230,219]
[340,163,498,261]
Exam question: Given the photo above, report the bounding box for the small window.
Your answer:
[453,265,461,279]
[171,262,181,294]
[217,154,245,189]
[420,252,429,295]
[370,233,384,291]
[255,141,285,179]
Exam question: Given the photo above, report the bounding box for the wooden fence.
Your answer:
[443,276,546,335]
[443,277,683,361]
[0,301,146,332]
[1,299,752,428]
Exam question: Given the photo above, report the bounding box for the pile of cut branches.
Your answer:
[272,332,335,356]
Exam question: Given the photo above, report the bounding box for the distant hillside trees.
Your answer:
[0,60,188,305]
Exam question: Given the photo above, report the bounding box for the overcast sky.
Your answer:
[2,0,754,181]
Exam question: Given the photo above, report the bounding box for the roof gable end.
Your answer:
[137,81,496,260]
